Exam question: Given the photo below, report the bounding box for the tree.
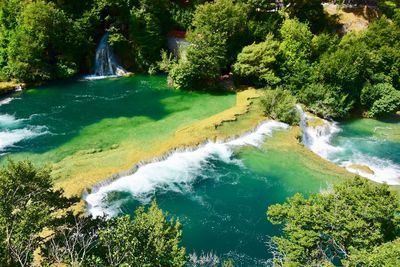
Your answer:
[0,0,24,80]
[347,238,400,266]
[318,33,370,100]
[190,0,248,64]
[43,201,187,267]
[169,40,224,90]
[42,215,102,267]
[169,0,248,89]
[282,0,328,33]
[298,83,353,119]
[267,177,400,266]
[277,19,315,92]
[233,34,280,87]
[242,0,284,41]
[361,83,400,118]
[129,0,171,71]
[261,88,299,125]
[95,201,187,267]
[6,1,78,82]
[0,160,76,266]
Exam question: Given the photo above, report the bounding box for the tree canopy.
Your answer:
[267,177,400,266]
[0,160,187,267]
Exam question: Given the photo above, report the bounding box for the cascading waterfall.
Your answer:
[84,120,289,217]
[297,105,400,185]
[297,105,342,159]
[88,33,127,79]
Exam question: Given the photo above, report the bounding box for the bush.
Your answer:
[267,177,400,266]
[233,34,280,87]
[261,88,299,125]
[169,44,223,90]
[361,83,400,117]
[298,83,353,119]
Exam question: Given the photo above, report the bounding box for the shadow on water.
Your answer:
[0,75,199,155]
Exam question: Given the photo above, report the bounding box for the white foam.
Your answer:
[81,75,120,81]
[298,106,400,185]
[297,106,343,159]
[0,114,23,128]
[85,120,289,217]
[0,126,46,152]
[0,97,14,106]
[344,154,400,185]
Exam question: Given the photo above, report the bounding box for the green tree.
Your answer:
[361,83,400,118]
[0,0,24,80]
[298,83,353,119]
[42,201,187,267]
[347,238,400,266]
[267,177,400,266]
[277,19,314,92]
[233,34,280,87]
[0,160,75,266]
[190,0,248,65]
[239,0,283,41]
[318,33,370,101]
[283,0,328,32]
[6,1,77,82]
[169,43,224,90]
[261,88,299,125]
[95,201,187,267]
[129,0,171,71]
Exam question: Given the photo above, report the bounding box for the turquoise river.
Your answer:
[1,76,399,266]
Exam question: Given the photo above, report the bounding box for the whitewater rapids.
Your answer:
[0,97,47,152]
[298,107,400,185]
[85,120,289,217]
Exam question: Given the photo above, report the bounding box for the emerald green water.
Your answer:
[0,76,235,162]
[86,126,344,265]
[1,76,399,265]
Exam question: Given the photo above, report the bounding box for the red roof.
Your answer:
[167,31,187,38]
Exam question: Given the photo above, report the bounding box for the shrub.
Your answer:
[261,88,299,125]
[298,83,353,119]
[361,83,400,117]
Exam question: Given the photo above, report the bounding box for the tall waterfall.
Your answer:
[92,33,127,78]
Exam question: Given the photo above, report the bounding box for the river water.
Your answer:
[1,76,399,265]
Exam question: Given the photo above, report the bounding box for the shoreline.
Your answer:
[54,89,264,197]
[54,88,354,212]
[0,81,26,96]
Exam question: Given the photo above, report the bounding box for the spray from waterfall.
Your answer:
[297,105,400,185]
[84,120,289,217]
[86,33,127,79]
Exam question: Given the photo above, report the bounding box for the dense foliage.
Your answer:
[0,161,187,267]
[261,88,299,125]
[267,177,400,266]
[0,0,205,81]
[0,160,75,266]
[1,0,399,119]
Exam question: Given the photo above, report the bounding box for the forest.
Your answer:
[1,0,399,118]
[0,0,400,266]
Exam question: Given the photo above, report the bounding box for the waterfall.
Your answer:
[297,105,342,159]
[88,33,127,79]
[297,105,400,185]
[84,120,289,217]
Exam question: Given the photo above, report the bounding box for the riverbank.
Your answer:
[0,81,25,95]
[55,88,353,204]
[54,88,264,197]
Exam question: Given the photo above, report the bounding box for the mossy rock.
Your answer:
[348,164,375,175]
